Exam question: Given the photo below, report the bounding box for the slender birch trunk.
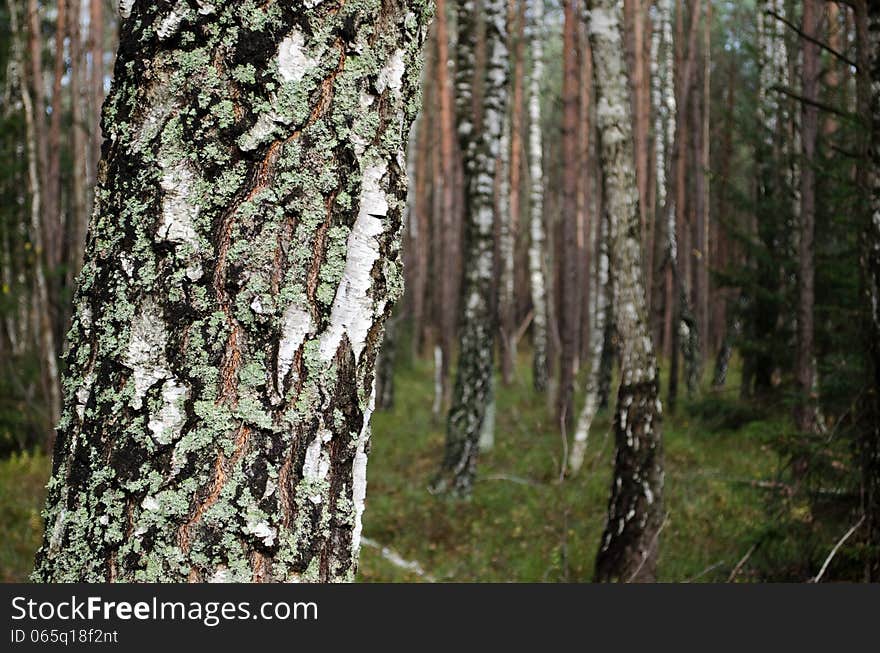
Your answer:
[432,0,508,496]
[588,0,664,583]
[569,208,609,474]
[527,0,549,393]
[16,0,62,438]
[33,0,430,583]
[650,0,675,356]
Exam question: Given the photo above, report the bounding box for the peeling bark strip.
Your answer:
[430,0,508,497]
[587,0,664,583]
[33,1,430,583]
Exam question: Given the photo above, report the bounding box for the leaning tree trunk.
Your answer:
[431,0,508,497]
[527,0,549,393]
[33,1,429,583]
[569,208,610,474]
[588,0,665,584]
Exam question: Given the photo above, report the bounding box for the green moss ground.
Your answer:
[0,351,783,582]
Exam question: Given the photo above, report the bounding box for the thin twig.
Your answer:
[626,513,670,583]
[683,560,727,583]
[728,542,760,582]
[478,473,545,488]
[765,9,858,70]
[810,516,865,583]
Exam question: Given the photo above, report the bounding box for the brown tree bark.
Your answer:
[558,0,582,430]
[794,0,822,434]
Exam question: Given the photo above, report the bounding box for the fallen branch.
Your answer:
[360,537,436,582]
[683,559,727,583]
[728,541,760,582]
[810,516,865,583]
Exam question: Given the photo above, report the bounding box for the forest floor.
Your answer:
[0,352,789,582]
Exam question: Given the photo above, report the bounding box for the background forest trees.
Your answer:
[1,0,879,582]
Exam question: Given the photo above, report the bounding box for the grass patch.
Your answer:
[0,352,785,582]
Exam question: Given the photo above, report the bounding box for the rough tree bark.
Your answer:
[431,0,507,496]
[528,0,549,393]
[33,0,430,583]
[588,0,664,583]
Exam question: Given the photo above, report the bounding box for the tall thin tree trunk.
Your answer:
[432,0,508,497]
[501,0,525,386]
[861,0,880,581]
[45,0,67,276]
[794,0,821,435]
[569,207,609,475]
[33,1,430,583]
[528,0,549,393]
[18,0,61,441]
[559,0,582,430]
[589,0,664,584]
[88,0,104,188]
[436,0,458,412]
[69,0,89,287]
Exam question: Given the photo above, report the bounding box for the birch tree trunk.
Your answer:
[588,0,664,583]
[33,0,429,583]
[431,0,507,497]
[528,0,549,393]
[16,0,62,439]
[569,207,609,474]
[650,0,675,356]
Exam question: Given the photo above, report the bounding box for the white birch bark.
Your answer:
[432,0,508,496]
[33,1,430,583]
[588,0,664,583]
[527,0,549,393]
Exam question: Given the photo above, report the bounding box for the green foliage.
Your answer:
[0,451,47,581]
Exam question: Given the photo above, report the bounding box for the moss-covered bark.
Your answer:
[588,0,664,583]
[33,0,430,583]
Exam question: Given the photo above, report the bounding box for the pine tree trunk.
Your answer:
[559,0,582,429]
[435,0,458,410]
[794,0,820,434]
[33,1,429,583]
[862,0,880,582]
[432,0,508,497]
[588,0,664,583]
[528,0,549,393]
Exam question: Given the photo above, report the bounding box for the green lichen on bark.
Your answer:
[33,0,431,583]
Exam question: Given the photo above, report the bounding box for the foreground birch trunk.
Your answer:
[431,0,508,496]
[587,0,665,583]
[33,1,429,583]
